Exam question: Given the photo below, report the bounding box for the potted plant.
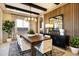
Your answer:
[70,36,79,55]
[2,20,15,42]
[27,29,35,36]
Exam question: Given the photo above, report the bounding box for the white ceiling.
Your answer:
[34,3,56,9]
[4,3,67,17]
[34,3,67,14]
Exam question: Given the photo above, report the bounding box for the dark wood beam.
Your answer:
[22,3,47,11]
[54,3,60,5]
[5,4,39,15]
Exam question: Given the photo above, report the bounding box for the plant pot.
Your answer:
[70,46,79,55]
[27,34,35,37]
[7,38,12,42]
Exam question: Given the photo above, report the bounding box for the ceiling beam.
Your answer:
[5,4,40,15]
[22,3,47,11]
[54,3,60,5]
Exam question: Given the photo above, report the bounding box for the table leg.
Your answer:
[50,50,52,56]
[31,45,36,56]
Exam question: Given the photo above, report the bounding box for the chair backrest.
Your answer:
[39,38,52,54]
[16,35,22,45]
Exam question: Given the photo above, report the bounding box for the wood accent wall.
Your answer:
[73,4,79,36]
[44,3,79,37]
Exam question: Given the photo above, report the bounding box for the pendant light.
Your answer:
[30,5,31,21]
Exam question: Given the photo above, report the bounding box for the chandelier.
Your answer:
[25,5,37,22]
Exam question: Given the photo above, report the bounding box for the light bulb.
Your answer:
[31,17,34,21]
[28,17,30,21]
[35,18,37,22]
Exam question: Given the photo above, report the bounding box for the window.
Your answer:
[16,19,30,28]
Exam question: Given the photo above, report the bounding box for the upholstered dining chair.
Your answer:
[16,35,31,55]
[35,36,52,56]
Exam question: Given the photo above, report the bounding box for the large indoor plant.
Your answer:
[2,20,15,42]
[70,36,79,55]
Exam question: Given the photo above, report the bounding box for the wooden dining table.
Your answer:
[20,34,51,56]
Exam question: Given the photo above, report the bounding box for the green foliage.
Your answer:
[70,36,79,48]
[28,29,35,34]
[40,30,43,33]
[49,28,53,32]
[2,20,15,38]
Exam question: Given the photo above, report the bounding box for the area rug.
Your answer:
[52,48,65,56]
[8,41,65,56]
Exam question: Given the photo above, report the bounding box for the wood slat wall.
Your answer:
[44,3,79,38]
[73,4,79,36]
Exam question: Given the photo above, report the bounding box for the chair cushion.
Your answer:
[35,39,52,54]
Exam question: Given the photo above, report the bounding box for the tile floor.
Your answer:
[0,43,10,56]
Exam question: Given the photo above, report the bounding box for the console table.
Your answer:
[51,35,69,49]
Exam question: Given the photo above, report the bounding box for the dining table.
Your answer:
[20,34,51,56]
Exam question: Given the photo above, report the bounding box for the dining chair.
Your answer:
[35,37,52,56]
[16,35,31,55]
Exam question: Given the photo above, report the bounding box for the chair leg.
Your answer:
[42,53,47,56]
[50,50,52,56]
[19,51,24,55]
